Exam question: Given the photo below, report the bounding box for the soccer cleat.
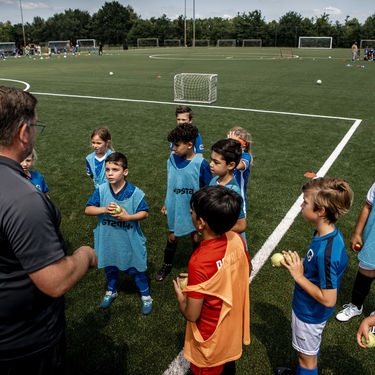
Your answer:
[141,296,153,315]
[100,291,118,309]
[336,303,363,322]
[155,264,172,282]
[275,367,295,375]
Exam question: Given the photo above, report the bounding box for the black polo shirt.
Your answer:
[0,156,66,360]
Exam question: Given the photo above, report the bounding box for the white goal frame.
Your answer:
[194,39,210,47]
[0,42,15,55]
[174,73,218,104]
[137,38,159,48]
[360,40,375,48]
[77,39,96,48]
[242,39,262,47]
[47,40,70,50]
[217,39,236,47]
[164,39,181,47]
[298,36,332,49]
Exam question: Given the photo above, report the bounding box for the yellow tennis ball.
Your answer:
[271,253,292,267]
[180,277,188,289]
[362,333,375,348]
[113,204,122,214]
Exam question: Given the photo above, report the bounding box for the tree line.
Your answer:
[1,1,374,48]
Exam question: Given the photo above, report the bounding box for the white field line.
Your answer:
[0,78,30,91]
[29,90,362,375]
[30,91,359,122]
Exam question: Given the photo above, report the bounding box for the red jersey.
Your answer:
[187,234,249,375]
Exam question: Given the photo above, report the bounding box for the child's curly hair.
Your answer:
[168,123,199,144]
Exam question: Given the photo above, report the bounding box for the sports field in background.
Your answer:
[1,47,375,374]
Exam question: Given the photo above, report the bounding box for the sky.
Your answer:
[0,0,373,25]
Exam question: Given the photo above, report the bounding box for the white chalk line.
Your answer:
[0,78,30,91]
[31,91,359,122]
[29,89,362,374]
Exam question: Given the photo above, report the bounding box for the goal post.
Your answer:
[194,39,210,47]
[217,39,236,47]
[0,42,15,56]
[77,39,96,48]
[278,48,293,59]
[242,39,262,47]
[298,36,332,49]
[360,40,375,48]
[47,40,70,51]
[164,39,181,47]
[137,38,159,48]
[174,73,218,104]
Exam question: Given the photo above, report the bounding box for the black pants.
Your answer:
[0,333,66,375]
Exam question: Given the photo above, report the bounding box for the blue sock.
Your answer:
[297,365,318,375]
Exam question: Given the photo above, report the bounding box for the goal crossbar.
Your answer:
[298,36,332,49]
[217,39,236,47]
[137,38,159,48]
[77,39,96,48]
[360,40,375,48]
[242,39,262,47]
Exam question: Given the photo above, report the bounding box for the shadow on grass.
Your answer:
[252,302,366,374]
[66,310,128,375]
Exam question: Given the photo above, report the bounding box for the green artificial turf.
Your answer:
[2,47,375,374]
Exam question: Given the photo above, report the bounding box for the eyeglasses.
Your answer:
[33,121,46,135]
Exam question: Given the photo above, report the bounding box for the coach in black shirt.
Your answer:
[0,86,97,374]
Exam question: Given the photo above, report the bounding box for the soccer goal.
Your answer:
[137,38,159,48]
[164,39,181,47]
[360,40,375,48]
[0,42,15,56]
[174,73,218,104]
[194,39,210,47]
[298,37,332,49]
[217,39,236,47]
[242,39,262,47]
[47,40,70,52]
[278,48,293,59]
[77,39,96,48]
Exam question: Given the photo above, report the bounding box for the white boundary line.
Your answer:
[29,90,362,375]
[0,78,30,91]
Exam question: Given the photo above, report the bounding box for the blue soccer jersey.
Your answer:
[29,170,49,194]
[170,133,204,154]
[233,151,251,216]
[292,227,348,324]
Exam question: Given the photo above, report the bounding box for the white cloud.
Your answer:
[22,2,48,10]
[0,0,14,4]
[313,6,342,17]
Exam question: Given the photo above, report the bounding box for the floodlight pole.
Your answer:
[184,0,187,47]
[19,0,27,48]
[192,0,195,47]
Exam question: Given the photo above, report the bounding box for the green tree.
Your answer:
[341,16,361,48]
[277,11,303,47]
[362,14,375,39]
[233,10,266,41]
[91,1,137,44]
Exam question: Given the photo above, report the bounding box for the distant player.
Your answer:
[275,177,352,375]
[86,127,114,189]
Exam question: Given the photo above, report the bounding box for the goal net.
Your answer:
[242,39,262,47]
[174,73,218,104]
[77,39,96,48]
[47,40,70,52]
[298,37,332,49]
[217,39,236,47]
[360,40,375,48]
[194,39,210,47]
[0,42,15,56]
[164,39,181,47]
[278,48,293,58]
[137,38,159,48]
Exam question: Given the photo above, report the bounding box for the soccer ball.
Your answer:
[316,79,322,85]
[109,72,114,75]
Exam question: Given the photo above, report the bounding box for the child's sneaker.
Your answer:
[141,296,153,315]
[100,291,118,309]
[336,303,363,322]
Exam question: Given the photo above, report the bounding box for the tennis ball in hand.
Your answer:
[271,253,292,267]
[361,332,375,348]
[113,205,122,214]
[354,243,362,251]
[180,277,188,289]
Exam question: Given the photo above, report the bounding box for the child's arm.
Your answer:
[357,315,375,348]
[231,217,246,234]
[351,202,372,250]
[112,208,148,222]
[85,203,117,216]
[282,250,337,308]
[173,277,204,322]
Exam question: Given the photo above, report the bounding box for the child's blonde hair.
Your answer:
[227,126,253,163]
[91,127,114,150]
[26,149,37,162]
[302,177,353,224]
